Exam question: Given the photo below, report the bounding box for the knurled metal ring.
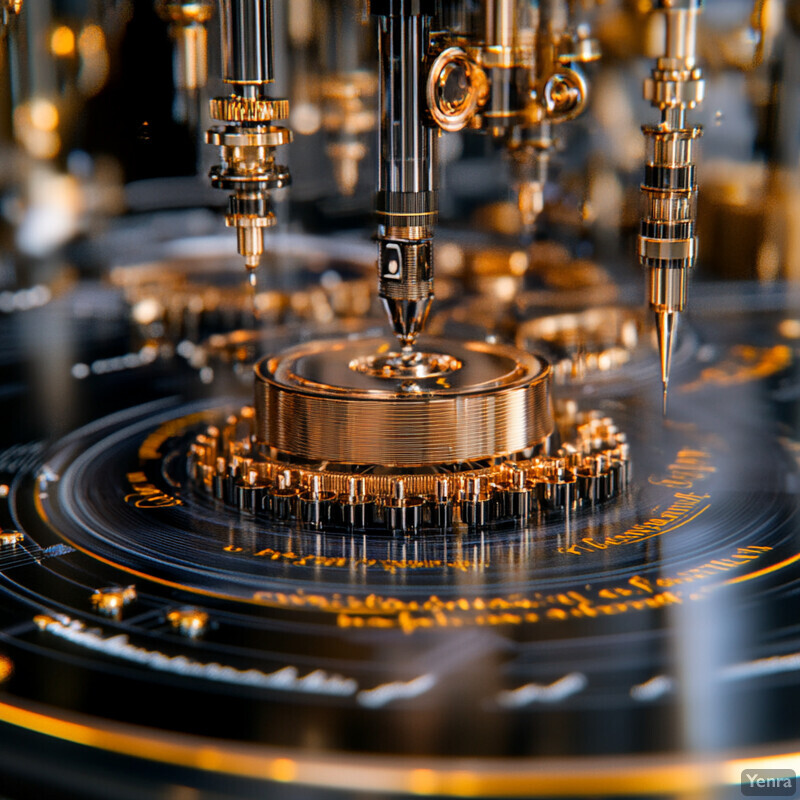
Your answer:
[254,336,554,467]
[206,126,293,148]
[209,96,290,123]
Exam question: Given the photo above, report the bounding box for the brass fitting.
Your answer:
[155,1,215,92]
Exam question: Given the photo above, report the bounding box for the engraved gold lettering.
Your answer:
[649,449,716,490]
[252,544,773,633]
[124,473,182,509]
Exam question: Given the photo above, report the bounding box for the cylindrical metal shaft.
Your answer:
[663,4,699,67]
[373,1,438,348]
[485,0,515,55]
[377,13,435,211]
[219,0,274,86]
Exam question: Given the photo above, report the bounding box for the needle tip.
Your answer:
[655,311,678,418]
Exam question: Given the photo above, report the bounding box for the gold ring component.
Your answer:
[209,95,290,123]
[255,337,553,467]
[426,47,488,133]
[206,127,292,148]
[187,338,630,533]
[187,404,629,533]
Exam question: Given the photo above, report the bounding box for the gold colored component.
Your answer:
[326,140,367,197]
[321,71,376,134]
[517,307,645,385]
[189,406,629,524]
[90,585,137,618]
[644,68,704,108]
[0,655,12,683]
[557,30,601,65]
[322,71,377,104]
[321,71,376,195]
[155,1,213,25]
[543,69,588,121]
[426,47,488,132]
[156,1,214,92]
[223,215,277,271]
[255,337,553,467]
[349,350,463,380]
[0,530,23,547]
[167,608,209,639]
[210,96,290,123]
[1,0,21,16]
[206,126,292,148]
[639,1,705,411]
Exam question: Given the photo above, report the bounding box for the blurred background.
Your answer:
[0,0,796,357]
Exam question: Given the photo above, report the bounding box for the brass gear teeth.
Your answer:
[187,406,631,531]
[209,96,290,123]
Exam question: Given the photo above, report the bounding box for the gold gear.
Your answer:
[209,96,290,123]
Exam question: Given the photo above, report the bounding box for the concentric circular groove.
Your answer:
[255,337,553,467]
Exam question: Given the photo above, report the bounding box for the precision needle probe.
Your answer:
[638,0,704,416]
[656,310,677,416]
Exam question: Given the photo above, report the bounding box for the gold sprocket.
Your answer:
[209,96,290,123]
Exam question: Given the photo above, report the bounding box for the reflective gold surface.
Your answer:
[0,696,798,797]
[255,337,553,467]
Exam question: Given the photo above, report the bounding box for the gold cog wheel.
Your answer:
[209,96,290,123]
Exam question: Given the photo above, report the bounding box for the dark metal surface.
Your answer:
[0,281,798,797]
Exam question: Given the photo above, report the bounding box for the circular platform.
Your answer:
[254,336,554,467]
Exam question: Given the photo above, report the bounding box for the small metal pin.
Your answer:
[348,477,365,502]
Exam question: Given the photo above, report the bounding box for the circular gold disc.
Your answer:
[254,336,553,467]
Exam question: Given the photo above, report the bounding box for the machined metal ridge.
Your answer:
[254,337,553,467]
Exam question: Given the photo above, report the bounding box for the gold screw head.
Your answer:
[167,608,209,638]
